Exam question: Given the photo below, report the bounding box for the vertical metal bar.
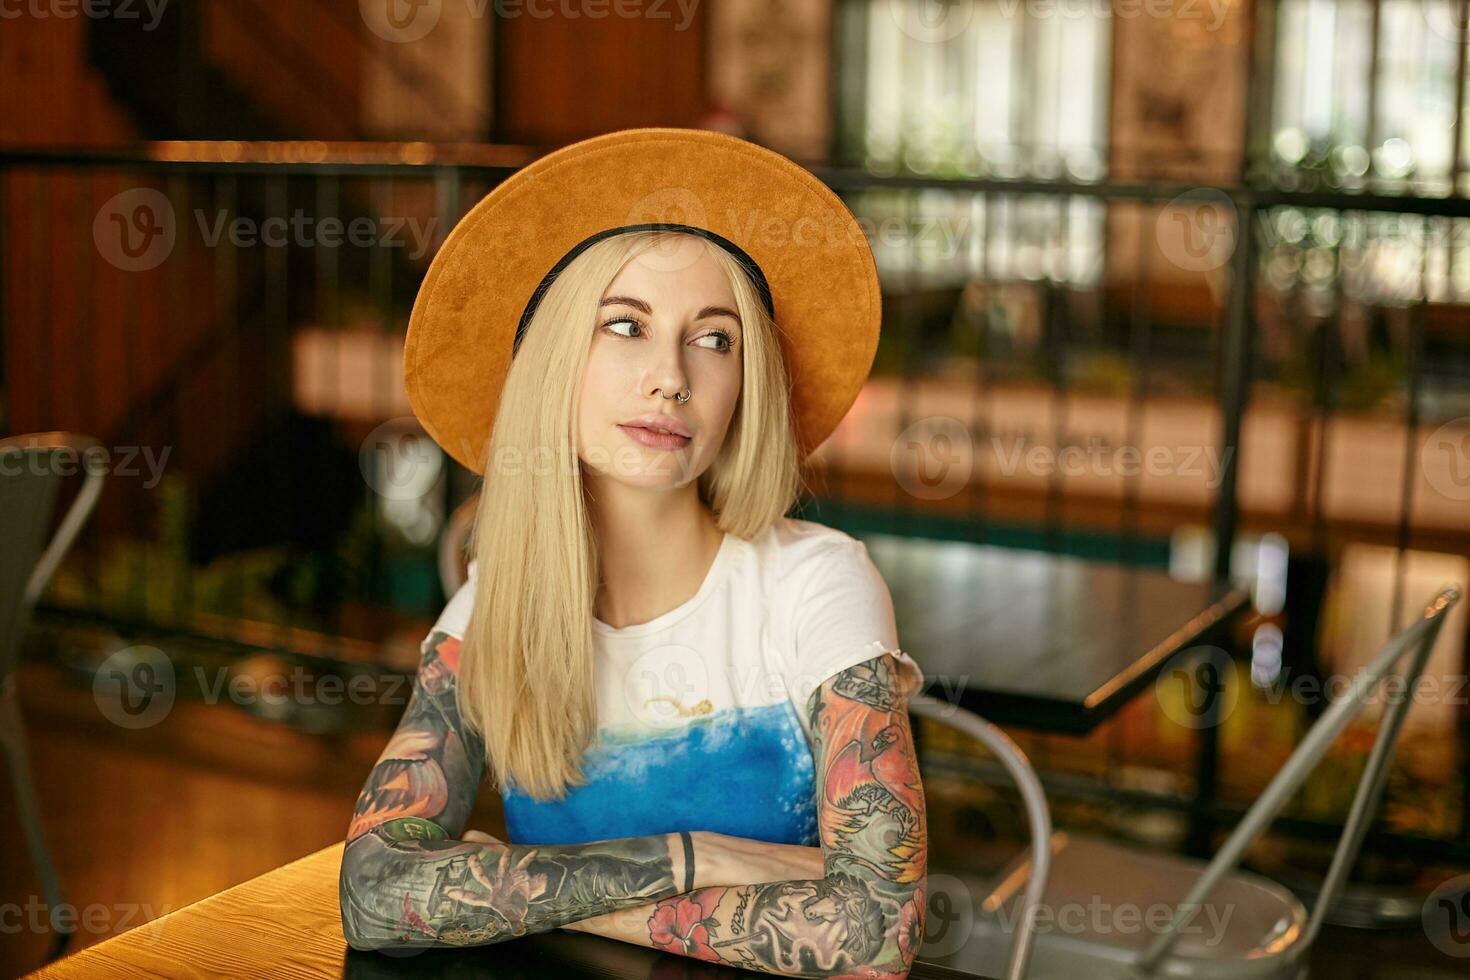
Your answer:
[1042,197,1067,556]
[170,171,191,627]
[1011,2,1029,168]
[0,165,7,433]
[268,173,290,655]
[1366,0,1383,176]
[77,170,99,614]
[1212,196,1255,585]
[125,169,144,613]
[369,175,392,610]
[1390,214,1430,631]
[897,187,918,538]
[316,174,341,650]
[1308,207,1344,560]
[34,171,50,427]
[1452,0,1469,194]
[217,171,243,619]
[1120,199,1154,566]
[968,189,993,545]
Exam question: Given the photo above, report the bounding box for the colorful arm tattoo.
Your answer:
[339,630,688,950]
[561,653,929,979]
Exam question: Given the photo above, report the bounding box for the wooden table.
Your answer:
[29,843,994,979]
[867,534,1250,732]
[868,534,1250,854]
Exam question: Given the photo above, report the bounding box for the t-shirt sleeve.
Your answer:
[786,539,925,740]
[430,558,478,640]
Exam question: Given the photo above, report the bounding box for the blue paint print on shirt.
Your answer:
[501,699,819,847]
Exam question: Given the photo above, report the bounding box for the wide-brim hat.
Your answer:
[403,127,882,474]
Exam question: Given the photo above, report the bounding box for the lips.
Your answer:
[618,424,692,451]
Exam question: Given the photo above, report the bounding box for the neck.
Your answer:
[584,477,724,629]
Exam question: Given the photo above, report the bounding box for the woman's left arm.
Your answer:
[561,652,927,979]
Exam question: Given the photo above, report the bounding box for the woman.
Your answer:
[340,128,929,979]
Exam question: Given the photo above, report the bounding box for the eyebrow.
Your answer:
[600,295,742,329]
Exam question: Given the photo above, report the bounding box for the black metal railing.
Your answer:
[4,139,1469,856]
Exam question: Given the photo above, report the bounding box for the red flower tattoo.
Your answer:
[897,884,924,963]
[648,891,722,961]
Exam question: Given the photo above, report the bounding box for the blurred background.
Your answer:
[1,0,1469,976]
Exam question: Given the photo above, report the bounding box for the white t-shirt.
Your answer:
[430,516,925,847]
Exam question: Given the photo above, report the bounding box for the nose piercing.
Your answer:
[663,387,691,404]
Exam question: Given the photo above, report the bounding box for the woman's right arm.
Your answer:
[339,629,759,950]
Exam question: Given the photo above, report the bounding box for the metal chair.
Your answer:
[908,693,1053,980]
[938,583,1461,980]
[0,432,106,961]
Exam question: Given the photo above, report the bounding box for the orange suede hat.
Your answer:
[403,126,882,474]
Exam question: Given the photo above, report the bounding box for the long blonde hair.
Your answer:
[458,230,804,801]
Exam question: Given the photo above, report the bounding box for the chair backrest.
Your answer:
[907,693,1053,980]
[1136,582,1463,973]
[438,492,479,599]
[0,433,106,680]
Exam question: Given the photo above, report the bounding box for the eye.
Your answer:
[695,331,735,353]
[601,317,643,338]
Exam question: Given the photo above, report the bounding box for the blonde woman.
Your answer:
[339,129,929,979]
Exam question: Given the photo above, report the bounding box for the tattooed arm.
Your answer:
[559,653,929,979]
[340,629,733,950]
